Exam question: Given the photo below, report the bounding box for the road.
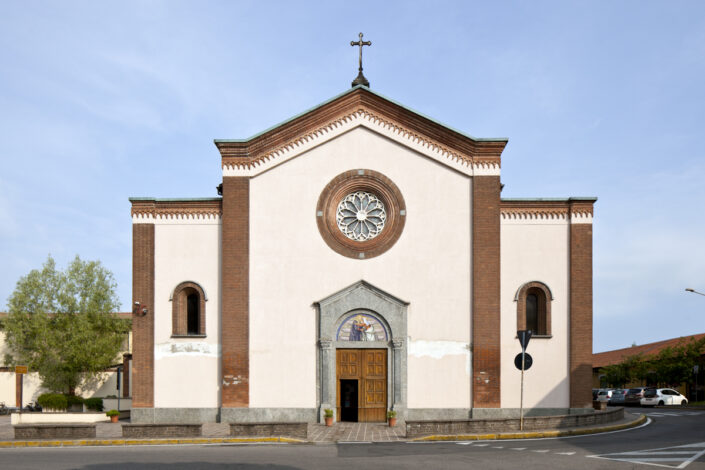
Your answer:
[2,409,705,469]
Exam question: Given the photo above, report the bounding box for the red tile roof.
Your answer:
[593,333,705,369]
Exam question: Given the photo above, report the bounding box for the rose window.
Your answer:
[336,191,387,241]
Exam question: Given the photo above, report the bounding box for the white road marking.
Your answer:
[588,441,705,468]
[456,442,472,446]
[474,443,489,447]
[556,451,575,455]
[511,447,526,451]
[492,446,504,449]
[532,449,549,453]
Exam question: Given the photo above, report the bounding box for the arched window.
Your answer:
[515,281,552,337]
[187,293,199,334]
[171,281,207,336]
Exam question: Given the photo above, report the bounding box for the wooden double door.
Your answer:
[336,349,387,422]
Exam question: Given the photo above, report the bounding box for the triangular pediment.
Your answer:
[215,86,507,177]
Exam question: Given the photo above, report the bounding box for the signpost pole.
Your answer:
[19,374,23,411]
[15,366,28,411]
[520,351,525,431]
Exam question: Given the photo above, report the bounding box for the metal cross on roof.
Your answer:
[350,32,371,88]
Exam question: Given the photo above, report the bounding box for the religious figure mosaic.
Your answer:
[337,313,388,341]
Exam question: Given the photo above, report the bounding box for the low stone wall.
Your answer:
[406,407,624,437]
[11,412,108,425]
[122,424,202,438]
[230,423,308,439]
[14,424,96,439]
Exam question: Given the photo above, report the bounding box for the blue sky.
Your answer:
[1,1,704,352]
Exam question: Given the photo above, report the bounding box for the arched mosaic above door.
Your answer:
[336,313,388,342]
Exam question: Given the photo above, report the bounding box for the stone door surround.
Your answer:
[314,280,408,423]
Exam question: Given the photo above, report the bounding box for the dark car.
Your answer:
[609,388,628,405]
[625,387,647,406]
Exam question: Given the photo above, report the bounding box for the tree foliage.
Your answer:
[600,336,705,388]
[2,255,130,394]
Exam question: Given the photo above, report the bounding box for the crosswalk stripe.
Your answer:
[556,452,575,455]
[588,441,705,469]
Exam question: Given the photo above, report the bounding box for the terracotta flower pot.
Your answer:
[325,416,333,427]
[110,415,119,423]
[388,417,397,427]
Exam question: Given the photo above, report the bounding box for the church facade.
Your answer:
[129,85,596,424]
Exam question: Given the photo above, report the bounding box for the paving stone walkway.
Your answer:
[308,421,405,442]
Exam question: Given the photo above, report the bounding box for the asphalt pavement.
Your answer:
[1,408,704,469]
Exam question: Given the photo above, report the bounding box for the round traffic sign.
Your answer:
[514,352,533,371]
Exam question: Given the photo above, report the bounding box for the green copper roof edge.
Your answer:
[501,197,598,202]
[128,197,222,202]
[214,85,508,144]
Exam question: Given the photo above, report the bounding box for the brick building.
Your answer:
[129,85,596,424]
[592,333,705,400]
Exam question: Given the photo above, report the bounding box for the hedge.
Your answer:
[37,393,68,411]
[84,397,104,412]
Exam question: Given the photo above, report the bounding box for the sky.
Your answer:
[1,1,704,353]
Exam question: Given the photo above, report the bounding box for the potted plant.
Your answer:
[387,410,397,427]
[106,409,120,423]
[324,408,334,427]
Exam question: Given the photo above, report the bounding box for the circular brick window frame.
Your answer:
[316,169,406,259]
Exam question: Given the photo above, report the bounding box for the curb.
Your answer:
[411,414,648,442]
[0,415,648,448]
[0,436,306,449]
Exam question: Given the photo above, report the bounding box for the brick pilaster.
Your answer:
[132,223,154,408]
[221,177,250,407]
[569,206,593,408]
[472,175,501,408]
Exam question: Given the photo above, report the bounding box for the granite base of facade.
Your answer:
[131,408,219,424]
[220,408,317,423]
[122,424,203,438]
[230,422,308,439]
[406,408,471,420]
[14,424,96,439]
[131,407,318,424]
[406,407,623,437]
[470,407,594,419]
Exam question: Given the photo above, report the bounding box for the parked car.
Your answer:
[640,388,688,407]
[625,387,648,406]
[609,389,628,405]
[596,389,614,403]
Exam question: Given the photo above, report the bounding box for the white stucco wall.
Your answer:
[153,220,222,408]
[1,334,127,407]
[249,126,472,409]
[500,218,570,409]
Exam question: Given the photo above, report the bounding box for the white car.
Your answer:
[640,388,688,406]
[596,389,614,403]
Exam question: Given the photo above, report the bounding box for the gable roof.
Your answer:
[215,86,508,177]
[592,332,705,369]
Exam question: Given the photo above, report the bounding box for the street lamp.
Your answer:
[685,288,705,297]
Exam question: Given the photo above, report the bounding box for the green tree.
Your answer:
[2,255,130,395]
[599,337,705,389]
[650,337,705,387]
[601,353,646,387]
